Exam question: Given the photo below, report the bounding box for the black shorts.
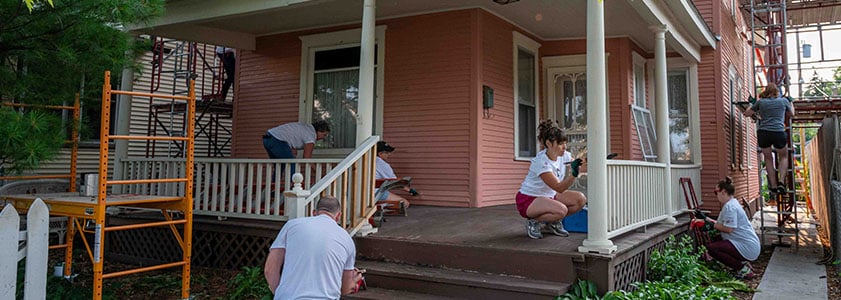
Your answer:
[757,130,787,149]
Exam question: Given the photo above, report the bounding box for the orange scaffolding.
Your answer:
[0,95,81,189]
[0,71,196,300]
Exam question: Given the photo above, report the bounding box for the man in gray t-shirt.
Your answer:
[745,83,794,192]
[263,120,331,159]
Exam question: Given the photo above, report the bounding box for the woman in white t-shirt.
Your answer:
[515,120,586,239]
[698,177,761,279]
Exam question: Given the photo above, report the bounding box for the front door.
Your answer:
[548,67,587,192]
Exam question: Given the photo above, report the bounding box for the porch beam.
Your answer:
[652,25,678,225]
[130,0,314,31]
[579,0,617,255]
[627,0,702,62]
[140,24,256,51]
[356,0,376,145]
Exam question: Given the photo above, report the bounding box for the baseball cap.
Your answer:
[377,141,395,153]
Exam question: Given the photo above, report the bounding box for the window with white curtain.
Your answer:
[299,27,385,152]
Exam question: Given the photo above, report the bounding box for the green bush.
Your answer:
[609,281,733,300]
[647,235,706,284]
[225,266,272,300]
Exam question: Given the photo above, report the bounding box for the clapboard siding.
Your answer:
[381,11,473,207]
[476,11,521,207]
[232,10,474,206]
[697,0,758,214]
[16,147,114,178]
[233,33,302,158]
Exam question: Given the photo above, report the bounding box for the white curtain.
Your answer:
[313,69,359,149]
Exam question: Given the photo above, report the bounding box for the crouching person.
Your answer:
[264,196,364,299]
[699,177,760,279]
[516,120,586,239]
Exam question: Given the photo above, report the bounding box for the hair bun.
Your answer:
[725,176,733,184]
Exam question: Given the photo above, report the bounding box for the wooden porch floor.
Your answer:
[366,204,691,258]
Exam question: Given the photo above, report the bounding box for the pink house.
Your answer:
[117,0,761,294]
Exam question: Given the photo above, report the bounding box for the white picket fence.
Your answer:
[0,198,49,300]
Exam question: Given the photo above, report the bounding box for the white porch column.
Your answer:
[652,25,678,224]
[356,0,376,145]
[579,0,616,255]
[112,65,134,193]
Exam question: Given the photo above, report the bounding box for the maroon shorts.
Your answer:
[515,192,538,218]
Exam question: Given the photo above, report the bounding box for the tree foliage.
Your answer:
[0,0,164,174]
[803,67,841,98]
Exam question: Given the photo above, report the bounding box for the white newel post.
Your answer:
[579,0,617,254]
[284,173,310,218]
[356,0,376,146]
[652,25,678,224]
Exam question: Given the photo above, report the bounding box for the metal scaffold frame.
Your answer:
[741,0,841,250]
[0,72,197,300]
[147,37,233,158]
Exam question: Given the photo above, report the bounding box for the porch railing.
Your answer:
[606,160,669,238]
[120,157,342,220]
[284,136,378,235]
[670,164,702,213]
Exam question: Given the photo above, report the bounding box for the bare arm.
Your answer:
[744,107,756,117]
[539,172,575,195]
[341,269,363,295]
[264,248,285,295]
[302,143,315,158]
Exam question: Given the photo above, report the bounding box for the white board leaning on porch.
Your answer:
[0,198,49,300]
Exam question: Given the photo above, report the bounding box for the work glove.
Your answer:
[693,209,707,220]
[570,158,583,177]
[703,221,715,232]
[409,188,419,196]
[748,95,756,104]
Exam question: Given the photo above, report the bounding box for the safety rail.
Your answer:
[284,136,379,235]
[606,160,670,238]
[119,157,342,220]
[0,96,80,192]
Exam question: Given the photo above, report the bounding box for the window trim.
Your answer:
[513,31,541,160]
[632,52,647,108]
[667,69,693,164]
[298,26,386,156]
[664,58,702,166]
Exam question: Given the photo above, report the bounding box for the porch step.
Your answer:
[355,237,579,283]
[356,260,570,300]
[345,287,462,300]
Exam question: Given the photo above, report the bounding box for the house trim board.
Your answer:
[512,31,542,161]
[470,10,482,208]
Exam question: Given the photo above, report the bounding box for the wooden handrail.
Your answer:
[303,136,379,203]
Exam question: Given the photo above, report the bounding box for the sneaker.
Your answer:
[545,221,569,237]
[736,264,755,279]
[526,219,543,239]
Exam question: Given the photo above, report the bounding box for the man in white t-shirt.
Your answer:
[263,120,331,159]
[264,196,363,299]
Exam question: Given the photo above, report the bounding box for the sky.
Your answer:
[786,24,841,97]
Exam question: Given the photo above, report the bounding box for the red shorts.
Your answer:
[515,192,538,218]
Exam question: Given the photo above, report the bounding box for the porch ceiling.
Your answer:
[135,0,711,58]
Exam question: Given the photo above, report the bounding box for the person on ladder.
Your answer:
[745,82,794,194]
